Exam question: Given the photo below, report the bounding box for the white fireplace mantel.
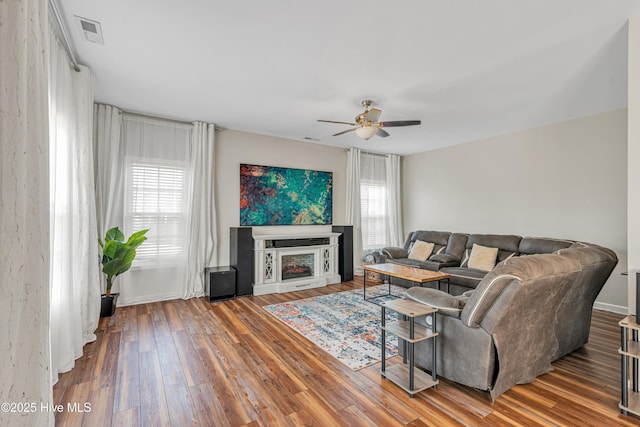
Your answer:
[253,232,341,295]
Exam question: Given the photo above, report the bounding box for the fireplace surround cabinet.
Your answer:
[253,233,342,295]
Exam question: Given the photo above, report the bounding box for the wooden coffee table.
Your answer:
[363,263,450,301]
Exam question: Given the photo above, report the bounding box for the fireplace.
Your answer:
[253,232,342,295]
[282,253,315,280]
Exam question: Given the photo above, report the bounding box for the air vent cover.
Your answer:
[74,16,104,45]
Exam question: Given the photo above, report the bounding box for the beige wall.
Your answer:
[403,110,628,311]
[628,16,640,315]
[214,129,347,266]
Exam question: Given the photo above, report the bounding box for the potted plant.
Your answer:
[98,226,149,317]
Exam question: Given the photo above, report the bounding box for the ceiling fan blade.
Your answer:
[318,119,358,126]
[376,128,390,138]
[363,108,382,123]
[379,120,421,127]
[332,128,357,137]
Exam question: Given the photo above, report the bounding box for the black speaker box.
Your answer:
[332,225,353,282]
[205,266,236,301]
[230,227,254,296]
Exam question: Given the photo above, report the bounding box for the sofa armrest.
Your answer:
[369,251,387,263]
[382,246,408,259]
[405,287,466,318]
[420,253,460,271]
[430,253,460,264]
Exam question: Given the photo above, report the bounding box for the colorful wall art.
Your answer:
[240,164,333,226]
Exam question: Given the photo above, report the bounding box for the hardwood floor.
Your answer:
[53,279,639,426]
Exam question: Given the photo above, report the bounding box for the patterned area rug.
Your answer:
[263,285,406,370]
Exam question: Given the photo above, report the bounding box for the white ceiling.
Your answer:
[58,0,640,155]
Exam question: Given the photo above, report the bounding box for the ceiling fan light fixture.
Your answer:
[355,126,378,140]
[318,99,420,140]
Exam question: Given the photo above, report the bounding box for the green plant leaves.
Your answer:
[102,258,125,277]
[102,240,119,259]
[105,226,125,243]
[127,229,149,249]
[98,226,149,293]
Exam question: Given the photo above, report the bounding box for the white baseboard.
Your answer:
[118,292,184,307]
[593,301,627,314]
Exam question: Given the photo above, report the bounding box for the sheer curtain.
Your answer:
[385,154,404,247]
[360,152,388,253]
[93,103,124,241]
[1,0,53,425]
[184,122,217,299]
[113,115,193,304]
[345,148,364,275]
[49,23,100,383]
[93,109,217,304]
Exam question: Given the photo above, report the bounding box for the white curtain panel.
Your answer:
[346,148,364,275]
[93,103,124,244]
[0,0,53,425]
[113,115,193,305]
[49,27,100,383]
[385,154,404,247]
[184,121,217,299]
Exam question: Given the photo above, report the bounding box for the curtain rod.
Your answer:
[121,109,224,131]
[344,148,403,159]
[49,0,80,72]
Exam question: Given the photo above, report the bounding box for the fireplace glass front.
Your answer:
[281,253,315,281]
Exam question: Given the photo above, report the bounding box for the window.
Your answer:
[360,153,388,251]
[360,179,387,250]
[125,158,190,267]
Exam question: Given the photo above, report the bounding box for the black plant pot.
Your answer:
[100,293,119,317]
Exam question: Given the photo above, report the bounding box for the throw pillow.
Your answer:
[467,243,499,272]
[408,240,435,261]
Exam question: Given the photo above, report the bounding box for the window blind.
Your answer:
[126,159,189,266]
[360,179,387,249]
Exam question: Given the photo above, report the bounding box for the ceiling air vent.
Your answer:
[74,16,104,45]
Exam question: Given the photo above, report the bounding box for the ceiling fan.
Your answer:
[318,99,421,140]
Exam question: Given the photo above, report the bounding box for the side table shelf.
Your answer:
[380,298,438,398]
[620,315,640,417]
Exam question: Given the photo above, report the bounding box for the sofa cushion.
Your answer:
[410,230,450,246]
[406,230,450,255]
[408,241,435,261]
[467,244,499,272]
[405,288,465,317]
[461,234,521,267]
[443,233,469,259]
[519,237,573,255]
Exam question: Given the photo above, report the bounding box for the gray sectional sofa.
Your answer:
[382,230,576,295]
[381,230,617,399]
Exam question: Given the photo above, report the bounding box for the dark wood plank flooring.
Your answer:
[53,279,639,426]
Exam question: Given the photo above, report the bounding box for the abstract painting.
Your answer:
[240,164,333,226]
